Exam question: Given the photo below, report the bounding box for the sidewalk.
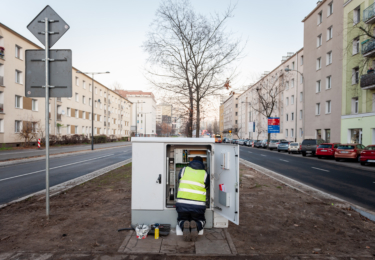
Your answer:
[0,162,374,259]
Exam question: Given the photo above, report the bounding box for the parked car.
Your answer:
[277,141,291,152]
[269,139,287,150]
[231,139,239,144]
[316,143,340,159]
[254,140,263,148]
[245,139,254,146]
[238,139,245,145]
[260,139,269,148]
[288,142,301,154]
[360,145,375,166]
[301,139,326,157]
[334,144,365,162]
[225,138,231,143]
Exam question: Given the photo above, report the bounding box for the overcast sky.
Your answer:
[2,0,318,102]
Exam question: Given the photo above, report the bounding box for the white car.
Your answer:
[288,142,301,154]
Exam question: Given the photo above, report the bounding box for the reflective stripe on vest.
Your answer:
[175,199,206,206]
[177,167,207,202]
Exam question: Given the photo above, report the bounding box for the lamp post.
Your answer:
[76,71,110,150]
[285,68,304,142]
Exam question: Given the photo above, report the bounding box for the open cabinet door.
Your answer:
[213,144,239,225]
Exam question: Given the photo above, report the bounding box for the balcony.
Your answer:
[57,114,62,121]
[0,103,3,113]
[363,3,375,24]
[360,72,375,89]
[362,39,375,57]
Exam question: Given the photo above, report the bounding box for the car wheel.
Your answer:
[278,150,280,152]
[312,152,315,157]
[335,158,340,162]
[360,162,366,166]
[302,152,306,157]
[317,156,322,159]
[288,151,290,154]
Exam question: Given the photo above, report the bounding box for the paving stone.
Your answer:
[8,253,53,260]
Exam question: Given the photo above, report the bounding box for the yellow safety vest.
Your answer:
[177,167,207,205]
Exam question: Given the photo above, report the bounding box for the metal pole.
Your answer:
[91,75,94,150]
[44,17,50,218]
[135,102,137,137]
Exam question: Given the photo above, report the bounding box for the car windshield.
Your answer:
[280,142,289,144]
[318,144,332,148]
[270,140,279,143]
[338,145,355,149]
[302,140,316,145]
[365,146,375,150]
[290,143,298,146]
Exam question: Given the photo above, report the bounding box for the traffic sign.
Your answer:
[27,5,70,48]
[268,117,280,133]
[25,49,72,98]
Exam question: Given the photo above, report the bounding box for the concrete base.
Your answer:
[118,228,236,255]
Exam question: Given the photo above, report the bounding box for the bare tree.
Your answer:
[144,0,244,137]
[161,122,172,136]
[17,119,39,147]
[112,81,123,91]
[250,72,288,147]
[213,117,220,134]
[256,121,266,140]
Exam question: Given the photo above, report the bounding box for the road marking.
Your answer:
[280,159,289,162]
[0,154,114,182]
[312,167,329,172]
[261,154,266,157]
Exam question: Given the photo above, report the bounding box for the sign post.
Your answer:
[268,117,280,134]
[27,6,71,218]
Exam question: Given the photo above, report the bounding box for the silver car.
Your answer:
[269,139,287,150]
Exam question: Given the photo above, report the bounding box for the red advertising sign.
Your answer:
[268,117,280,126]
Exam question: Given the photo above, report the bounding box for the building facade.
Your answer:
[341,0,375,145]
[222,94,239,138]
[219,103,224,136]
[0,23,132,146]
[116,90,156,137]
[302,0,343,143]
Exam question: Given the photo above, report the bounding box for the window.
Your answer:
[75,93,79,102]
[31,122,38,133]
[95,87,98,94]
[299,110,303,119]
[326,76,332,89]
[325,129,331,143]
[89,113,92,120]
[373,93,375,112]
[352,67,359,84]
[316,103,321,115]
[300,92,303,101]
[15,95,22,108]
[291,79,294,88]
[300,128,303,137]
[235,104,238,108]
[327,26,333,40]
[291,112,294,121]
[318,11,323,25]
[317,34,322,47]
[100,90,102,96]
[326,51,332,65]
[32,99,38,111]
[0,119,4,132]
[292,62,295,70]
[235,112,238,116]
[15,45,22,59]
[83,81,86,89]
[316,81,321,93]
[291,95,294,104]
[75,126,78,134]
[95,101,98,108]
[286,97,289,105]
[75,110,78,118]
[352,97,359,114]
[286,129,289,137]
[67,124,71,134]
[15,120,22,133]
[82,126,85,134]
[316,129,322,139]
[75,77,79,86]
[291,129,294,138]
[82,95,86,104]
[300,55,304,65]
[83,112,86,119]
[286,81,289,89]
[15,70,22,84]
[352,37,359,55]
[67,107,71,117]
[89,98,92,106]
[89,84,92,92]
[326,100,331,114]
[286,113,289,121]
[327,2,333,16]
[317,57,321,70]
[353,6,360,25]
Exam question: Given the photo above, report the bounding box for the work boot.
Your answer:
[190,221,198,242]
[183,221,191,242]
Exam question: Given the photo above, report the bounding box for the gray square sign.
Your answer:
[27,5,70,48]
[25,49,72,98]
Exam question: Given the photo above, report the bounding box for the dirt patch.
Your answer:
[229,166,375,257]
[0,163,375,258]
[0,163,132,253]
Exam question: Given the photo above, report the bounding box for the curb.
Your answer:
[0,144,131,167]
[0,158,132,210]
[240,158,375,222]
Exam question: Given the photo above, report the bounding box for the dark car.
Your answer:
[231,139,238,144]
[277,141,291,152]
[254,140,263,148]
[301,139,325,157]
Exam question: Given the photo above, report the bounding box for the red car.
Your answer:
[360,145,375,166]
[316,143,340,159]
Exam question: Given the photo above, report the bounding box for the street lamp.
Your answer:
[76,71,110,150]
[285,68,304,142]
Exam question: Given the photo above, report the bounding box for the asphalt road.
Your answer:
[239,145,375,211]
[0,142,131,161]
[0,145,132,205]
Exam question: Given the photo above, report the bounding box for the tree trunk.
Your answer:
[188,94,194,138]
[196,98,200,138]
[267,132,271,149]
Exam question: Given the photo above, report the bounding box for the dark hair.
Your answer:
[193,156,203,162]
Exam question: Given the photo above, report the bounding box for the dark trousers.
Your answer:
[177,212,206,232]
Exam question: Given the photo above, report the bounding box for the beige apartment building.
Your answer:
[219,103,224,136]
[238,50,304,142]
[302,0,343,143]
[0,23,132,146]
[222,94,239,138]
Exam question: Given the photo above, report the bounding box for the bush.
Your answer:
[94,135,107,144]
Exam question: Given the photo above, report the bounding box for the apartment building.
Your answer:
[0,23,132,146]
[219,103,224,136]
[302,0,343,143]
[116,90,156,137]
[341,0,375,145]
[238,50,304,142]
[222,94,239,138]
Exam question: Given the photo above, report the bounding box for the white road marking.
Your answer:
[312,167,329,172]
[0,154,115,182]
[261,154,266,157]
[280,159,289,162]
